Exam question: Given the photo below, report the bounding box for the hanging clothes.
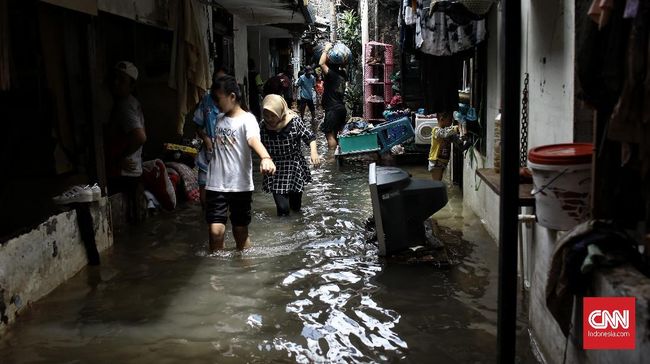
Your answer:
[420,53,462,113]
[608,0,650,178]
[399,4,417,53]
[415,0,486,56]
[576,0,628,112]
[168,0,211,135]
[403,0,417,25]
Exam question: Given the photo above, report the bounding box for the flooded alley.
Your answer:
[0,153,533,364]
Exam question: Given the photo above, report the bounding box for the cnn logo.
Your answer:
[587,309,629,329]
[583,297,635,350]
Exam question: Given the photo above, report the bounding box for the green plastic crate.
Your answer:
[338,132,380,155]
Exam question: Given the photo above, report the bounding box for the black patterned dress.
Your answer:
[260,117,316,194]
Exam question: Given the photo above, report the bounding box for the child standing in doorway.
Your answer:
[428,111,464,181]
[205,76,276,252]
[261,94,321,216]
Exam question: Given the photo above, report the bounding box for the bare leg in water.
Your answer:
[326,132,337,149]
[233,225,251,251]
[209,224,251,252]
[209,223,226,252]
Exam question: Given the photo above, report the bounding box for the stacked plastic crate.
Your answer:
[363,42,394,123]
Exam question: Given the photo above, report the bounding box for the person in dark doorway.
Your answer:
[194,66,227,208]
[260,94,321,216]
[263,69,292,104]
[296,66,317,132]
[281,68,294,106]
[247,59,263,121]
[319,42,347,149]
[205,75,276,252]
[106,61,147,222]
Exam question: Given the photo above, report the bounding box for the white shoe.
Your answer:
[52,185,94,204]
[85,183,101,201]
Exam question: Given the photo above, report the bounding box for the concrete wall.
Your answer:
[0,198,113,336]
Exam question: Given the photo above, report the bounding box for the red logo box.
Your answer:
[583,297,635,350]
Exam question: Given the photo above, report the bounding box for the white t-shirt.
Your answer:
[113,95,145,177]
[206,111,261,192]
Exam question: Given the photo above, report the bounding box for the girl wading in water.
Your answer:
[261,94,321,216]
[204,76,276,252]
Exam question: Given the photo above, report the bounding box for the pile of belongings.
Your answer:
[340,117,373,136]
[383,108,411,122]
[142,159,200,211]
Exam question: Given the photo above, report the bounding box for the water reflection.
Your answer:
[0,145,532,363]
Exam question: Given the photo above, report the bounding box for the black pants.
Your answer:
[108,176,143,223]
[273,192,303,216]
[299,99,316,118]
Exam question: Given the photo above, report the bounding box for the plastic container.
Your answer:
[527,143,593,231]
[339,132,380,155]
[374,117,415,154]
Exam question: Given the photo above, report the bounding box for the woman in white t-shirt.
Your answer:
[205,76,276,252]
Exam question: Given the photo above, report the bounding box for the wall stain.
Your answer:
[44,219,58,235]
[0,289,8,324]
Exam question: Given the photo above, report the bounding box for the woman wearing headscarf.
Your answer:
[260,94,321,216]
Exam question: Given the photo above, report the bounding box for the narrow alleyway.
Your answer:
[0,144,534,363]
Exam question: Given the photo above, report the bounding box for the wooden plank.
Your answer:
[476,168,535,207]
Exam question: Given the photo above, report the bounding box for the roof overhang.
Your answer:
[215,0,312,26]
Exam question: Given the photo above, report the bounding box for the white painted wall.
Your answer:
[360,0,369,82]
[233,15,249,84]
[525,0,574,148]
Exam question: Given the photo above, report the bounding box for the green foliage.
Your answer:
[337,10,363,116]
[337,10,361,58]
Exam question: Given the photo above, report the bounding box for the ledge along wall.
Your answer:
[0,198,113,336]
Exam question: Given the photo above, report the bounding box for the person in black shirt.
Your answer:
[318,42,348,149]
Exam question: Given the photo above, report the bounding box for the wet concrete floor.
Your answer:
[0,151,535,363]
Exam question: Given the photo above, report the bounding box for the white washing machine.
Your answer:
[414,116,438,145]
